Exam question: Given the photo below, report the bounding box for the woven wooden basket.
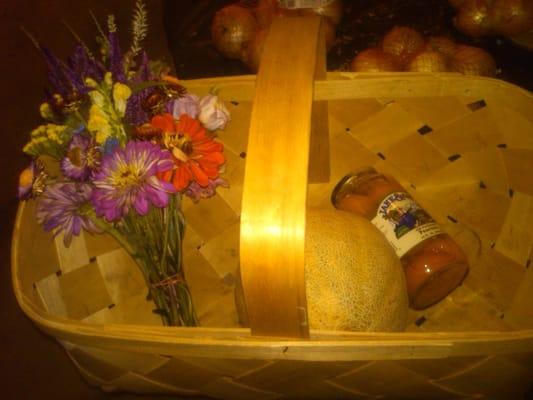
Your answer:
[12,17,533,399]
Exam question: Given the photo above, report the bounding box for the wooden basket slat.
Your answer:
[62,347,533,399]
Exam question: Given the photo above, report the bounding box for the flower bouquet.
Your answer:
[17,1,230,327]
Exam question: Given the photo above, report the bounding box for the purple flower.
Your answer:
[91,141,176,222]
[67,44,104,83]
[125,87,155,125]
[41,45,101,100]
[109,32,126,83]
[171,94,200,119]
[41,46,79,99]
[18,160,48,200]
[198,94,230,131]
[133,51,154,82]
[103,137,120,155]
[184,176,229,202]
[61,134,100,181]
[37,182,102,247]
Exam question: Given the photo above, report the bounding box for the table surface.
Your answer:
[1,1,531,399]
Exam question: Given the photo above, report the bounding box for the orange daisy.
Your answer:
[150,113,225,191]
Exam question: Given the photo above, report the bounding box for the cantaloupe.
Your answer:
[235,209,409,332]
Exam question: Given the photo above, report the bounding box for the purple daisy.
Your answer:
[91,141,176,222]
[37,182,102,247]
[61,134,100,181]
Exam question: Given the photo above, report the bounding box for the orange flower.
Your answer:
[150,113,225,191]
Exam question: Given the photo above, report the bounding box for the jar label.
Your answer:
[371,192,442,257]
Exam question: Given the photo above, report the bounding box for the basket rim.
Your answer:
[181,71,533,104]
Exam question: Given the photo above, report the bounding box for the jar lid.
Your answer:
[330,166,379,208]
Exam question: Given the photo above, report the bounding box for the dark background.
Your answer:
[1,1,531,399]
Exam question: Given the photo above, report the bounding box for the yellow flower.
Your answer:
[23,137,47,155]
[112,82,132,116]
[85,77,98,88]
[39,103,54,120]
[104,72,113,86]
[88,104,112,144]
[31,125,46,138]
[89,90,105,108]
[30,124,66,141]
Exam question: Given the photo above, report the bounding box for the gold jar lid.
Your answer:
[330,166,380,208]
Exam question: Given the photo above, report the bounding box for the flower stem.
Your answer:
[87,198,198,327]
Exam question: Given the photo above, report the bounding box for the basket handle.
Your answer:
[240,16,328,338]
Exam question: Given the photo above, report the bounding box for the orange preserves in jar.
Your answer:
[331,166,469,309]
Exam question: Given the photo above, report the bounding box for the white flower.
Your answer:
[198,94,230,131]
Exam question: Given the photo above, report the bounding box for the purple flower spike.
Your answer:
[91,141,176,222]
[61,134,99,181]
[108,32,126,83]
[125,87,154,125]
[37,182,102,247]
[135,51,154,82]
[68,44,104,83]
[171,94,200,119]
[41,46,75,98]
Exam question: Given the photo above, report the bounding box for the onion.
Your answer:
[382,26,425,66]
[490,0,533,36]
[350,48,403,72]
[241,28,269,72]
[451,45,497,76]
[453,0,494,37]
[211,5,258,60]
[426,36,457,59]
[407,50,450,72]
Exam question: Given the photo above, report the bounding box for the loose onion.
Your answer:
[211,5,258,60]
[407,50,450,72]
[382,26,425,66]
[426,36,457,59]
[350,48,403,72]
[490,0,533,36]
[453,0,494,37]
[451,45,497,76]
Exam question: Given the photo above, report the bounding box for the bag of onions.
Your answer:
[211,0,342,71]
[350,25,498,77]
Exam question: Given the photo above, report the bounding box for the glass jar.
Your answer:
[331,166,469,309]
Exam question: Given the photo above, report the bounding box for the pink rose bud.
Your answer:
[172,94,200,119]
[198,94,230,131]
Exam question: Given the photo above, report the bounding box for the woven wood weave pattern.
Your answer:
[64,346,531,399]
